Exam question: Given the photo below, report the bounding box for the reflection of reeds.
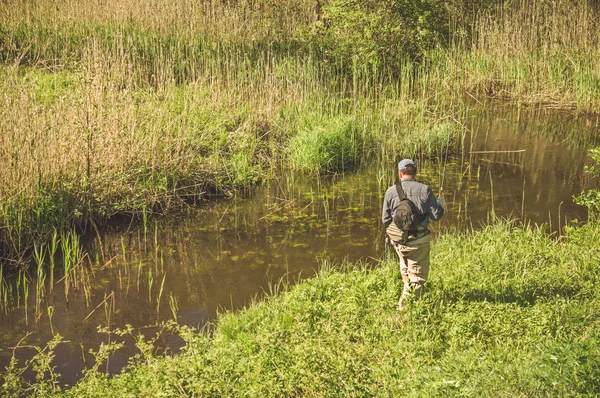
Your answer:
[137,260,143,292]
[16,270,23,309]
[48,229,58,295]
[0,263,8,314]
[23,274,29,326]
[148,268,154,303]
[81,266,92,307]
[522,179,526,219]
[489,169,495,219]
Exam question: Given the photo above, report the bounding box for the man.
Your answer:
[382,159,444,311]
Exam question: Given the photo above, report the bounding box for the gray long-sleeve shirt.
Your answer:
[382,178,444,230]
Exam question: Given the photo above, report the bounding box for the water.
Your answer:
[1,105,598,385]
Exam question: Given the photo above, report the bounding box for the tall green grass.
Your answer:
[287,114,365,173]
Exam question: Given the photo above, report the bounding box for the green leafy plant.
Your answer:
[575,146,600,219]
[312,0,451,72]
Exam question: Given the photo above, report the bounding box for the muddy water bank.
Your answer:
[0,104,598,385]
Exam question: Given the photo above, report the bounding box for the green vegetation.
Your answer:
[1,1,599,393]
[0,0,598,262]
[2,220,599,396]
[575,146,600,219]
[287,114,364,173]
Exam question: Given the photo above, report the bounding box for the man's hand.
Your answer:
[437,194,445,208]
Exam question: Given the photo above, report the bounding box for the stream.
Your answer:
[1,104,599,385]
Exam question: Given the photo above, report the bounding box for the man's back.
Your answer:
[382,178,444,231]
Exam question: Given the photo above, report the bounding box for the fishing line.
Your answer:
[439,132,451,197]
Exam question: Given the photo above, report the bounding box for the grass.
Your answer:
[287,114,365,173]
[454,0,600,110]
[1,220,599,396]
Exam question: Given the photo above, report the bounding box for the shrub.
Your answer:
[315,0,446,69]
[310,0,499,73]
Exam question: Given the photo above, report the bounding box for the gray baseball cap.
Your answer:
[398,159,415,170]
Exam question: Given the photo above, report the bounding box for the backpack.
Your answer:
[393,182,425,233]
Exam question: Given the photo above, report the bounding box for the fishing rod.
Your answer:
[439,112,478,197]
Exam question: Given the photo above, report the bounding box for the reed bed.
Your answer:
[0,0,598,264]
[442,0,600,110]
[0,48,452,262]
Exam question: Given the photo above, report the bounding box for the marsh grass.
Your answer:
[287,114,365,173]
[0,52,454,262]
[440,0,599,112]
[0,0,598,263]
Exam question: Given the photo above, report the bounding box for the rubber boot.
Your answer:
[396,282,410,311]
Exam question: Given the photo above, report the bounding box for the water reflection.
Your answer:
[0,105,598,385]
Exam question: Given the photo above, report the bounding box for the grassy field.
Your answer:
[0,0,599,263]
[2,220,598,396]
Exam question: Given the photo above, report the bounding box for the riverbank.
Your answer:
[2,220,599,396]
[1,0,599,264]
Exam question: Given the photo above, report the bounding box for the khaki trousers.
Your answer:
[389,233,431,308]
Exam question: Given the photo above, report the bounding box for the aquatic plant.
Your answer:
[61,230,83,303]
[575,146,600,219]
[156,274,166,317]
[169,292,178,323]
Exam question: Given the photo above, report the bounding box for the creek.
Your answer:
[1,104,598,385]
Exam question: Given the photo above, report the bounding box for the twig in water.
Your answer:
[84,291,115,321]
[470,150,526,154]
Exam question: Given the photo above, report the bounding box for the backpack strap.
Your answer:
[395,182,407,201]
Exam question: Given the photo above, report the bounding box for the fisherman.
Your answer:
[382,159,444,311]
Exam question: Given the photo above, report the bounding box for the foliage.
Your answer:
[310,0,500,72]
[314,0,449,70]
[575,146,600,218]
